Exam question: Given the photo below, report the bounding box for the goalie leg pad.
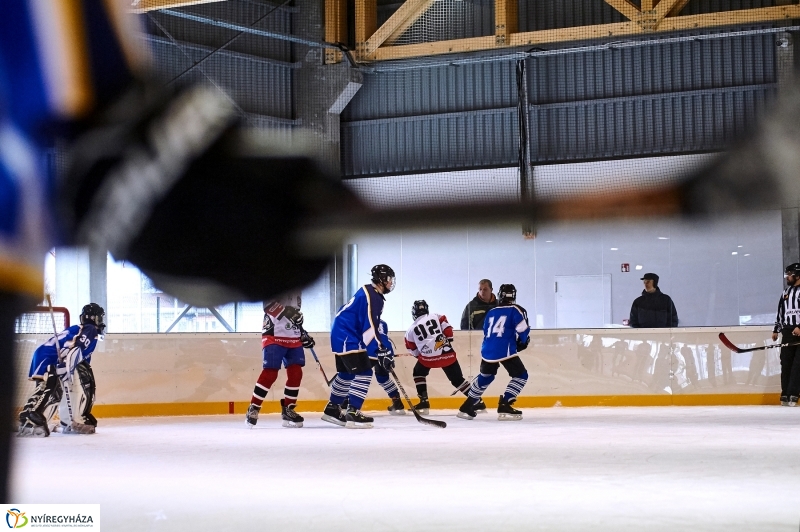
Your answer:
[75,361,97,426]
[18,366,63,437]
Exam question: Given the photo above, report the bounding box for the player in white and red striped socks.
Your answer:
[246,292,314,428]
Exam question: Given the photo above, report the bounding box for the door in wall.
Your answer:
[555,274,612,328]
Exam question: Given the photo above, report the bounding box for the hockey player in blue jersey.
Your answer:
[458,284,530,421]
[323,264,396,428]
[18,304,105,437]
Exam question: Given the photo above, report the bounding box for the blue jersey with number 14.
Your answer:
[481,305,530,362]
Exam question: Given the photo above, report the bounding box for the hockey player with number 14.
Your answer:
[458,284,531,421]
[18,304,105,437]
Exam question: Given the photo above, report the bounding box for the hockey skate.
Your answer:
[321,401,347,427]
[387,397,406,415]
[17,412,49,438]
[415,396,431,415]
[245,404,260,427]
[60,420,96,434]
[497,396,522,421]
[281,399,304,428]
[790,396,799,407]
[457,397,477,420]
[345,407,374,429]
[474,399,488,414]
[781,395,790,406]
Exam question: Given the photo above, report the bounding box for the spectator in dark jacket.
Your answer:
[629,273,679,328]
[460,279,497,330]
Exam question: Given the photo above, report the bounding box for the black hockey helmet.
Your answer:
[498,284,517,305]
[411,300,429,320]
[371,264,396,293]
[785,263,800,277]
[81,303,105,333]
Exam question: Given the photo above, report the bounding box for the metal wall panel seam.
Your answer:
[342,105,518,127]
[528,82,777,111]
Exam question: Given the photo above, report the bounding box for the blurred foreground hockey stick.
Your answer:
[60,74,800,308]
[389,368,446,429]
[718,333,800,354]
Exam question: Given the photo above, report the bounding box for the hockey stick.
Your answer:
[45,295,79,432]
[298,326,335,386]
[308,345,335,386]
[389,368,446,429]
[718,332,800,354]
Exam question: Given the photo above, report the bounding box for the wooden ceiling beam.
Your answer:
[495,0,519,45]
[363,0,435,55]
[130,0,226,14]
[369,4,800,61]
[667,0,692,18]
[355,0,378,58]
[604,0,641,21]
[325,0,348,63]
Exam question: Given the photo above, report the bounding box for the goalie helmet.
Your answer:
[411,300,429,320]
[80,303,105,333]
[371,264,396,293]
[498,284,517,305]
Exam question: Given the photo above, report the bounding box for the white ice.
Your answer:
[10,406,800,531]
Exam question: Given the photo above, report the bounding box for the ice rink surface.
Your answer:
[10,406,800,531]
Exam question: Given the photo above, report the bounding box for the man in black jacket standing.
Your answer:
[460,279,497,330]
[629,273,679,328]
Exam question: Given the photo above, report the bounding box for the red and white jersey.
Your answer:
[262,293,302,348]
[404,313,457,368]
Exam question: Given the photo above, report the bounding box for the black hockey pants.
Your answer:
[779,327,800,397]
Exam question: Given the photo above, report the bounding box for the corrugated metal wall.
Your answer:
[341,30,778,177]
[141,2,297,127]
[527,33,777,162]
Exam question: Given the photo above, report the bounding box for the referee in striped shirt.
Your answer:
[772,263,800,406]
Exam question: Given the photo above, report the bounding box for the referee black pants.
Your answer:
[779,327,800,398]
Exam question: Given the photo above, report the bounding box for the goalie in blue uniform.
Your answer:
[18,304,105,437]
[323,264,396,429]
[458,284,530,421]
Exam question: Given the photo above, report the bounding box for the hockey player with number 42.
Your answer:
[458,284,531,421]
[246,293,314,428]
[18,304,105,437]
[404,300,486,414]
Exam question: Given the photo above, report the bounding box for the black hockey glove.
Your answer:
[516,337,530,352]
[283,307,304,328]
[376,347,394,371]
[301,332,315,349]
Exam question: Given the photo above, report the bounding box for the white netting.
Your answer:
[391,0,483,46]
[14,308,70,412]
